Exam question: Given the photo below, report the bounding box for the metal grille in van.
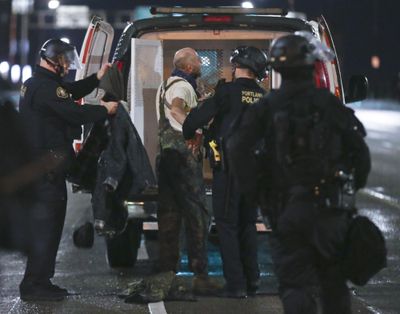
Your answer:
[197,49,224,97]
[195,48,270,97]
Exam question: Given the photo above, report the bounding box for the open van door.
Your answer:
[309,15,345,102]
[130,38,163,171]
[73,16,114,152]
[76,16,114,105]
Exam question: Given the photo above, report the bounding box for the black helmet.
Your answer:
[230,46,268,81]
[269,31,334,70]
[39,39,82,71]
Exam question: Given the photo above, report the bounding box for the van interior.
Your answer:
[134,30,287,179]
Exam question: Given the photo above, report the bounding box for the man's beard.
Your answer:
[192,69,201,79]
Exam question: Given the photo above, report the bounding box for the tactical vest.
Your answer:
[270,89,343,187]
[158,78,188,152]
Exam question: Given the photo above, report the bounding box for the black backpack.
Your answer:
[342,215,387,286]
[272,90,341,186]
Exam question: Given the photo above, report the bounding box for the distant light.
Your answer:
[22,65,32,82]
[11,64,21,83]
[48,0,60,10]
[0,61,10,78]
[371,55,380,69]
[241,1,254,9]
[60,37,70,44]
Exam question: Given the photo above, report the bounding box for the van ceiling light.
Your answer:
[241,2,254,9]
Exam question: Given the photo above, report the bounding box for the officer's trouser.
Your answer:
[22,174,67,284]
[269,189,351,314]
[213,170,259,291]
[157,148,209,275]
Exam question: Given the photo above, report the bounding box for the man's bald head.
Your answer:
[173,47,202,77]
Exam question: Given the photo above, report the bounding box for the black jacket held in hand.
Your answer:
[228,80,371,200]
[71,105,156,220]
[95,105,156,195]
[19,66,107,155]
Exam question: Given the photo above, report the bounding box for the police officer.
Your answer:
[228,33,371,313]
[18,39,118,301]
[183,46,268,297]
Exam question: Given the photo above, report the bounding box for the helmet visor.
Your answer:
[294,31,335,62]
[64,48,82,70]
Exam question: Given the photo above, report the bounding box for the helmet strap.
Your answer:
[44,57,65,77]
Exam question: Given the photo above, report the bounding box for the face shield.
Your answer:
[63,48,83,70]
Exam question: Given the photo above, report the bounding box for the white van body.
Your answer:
[75,7,348,268]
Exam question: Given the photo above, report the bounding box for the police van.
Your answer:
[75,6,367,268]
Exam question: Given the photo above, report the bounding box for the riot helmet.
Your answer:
[39,39,82,76]
[230,46,268,81]
[269,31,334,71]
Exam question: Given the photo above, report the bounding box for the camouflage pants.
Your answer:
[157,146,209,275]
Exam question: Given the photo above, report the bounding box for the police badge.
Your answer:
[56,87,69,99]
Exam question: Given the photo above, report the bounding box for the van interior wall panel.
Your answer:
[143,88,159,172]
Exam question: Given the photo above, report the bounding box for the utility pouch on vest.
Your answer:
[320,170,356,210]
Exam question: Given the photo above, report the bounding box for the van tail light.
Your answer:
[81,27,95,65]
[203,16,233,23]
[74,141,82,153]
[314,61,330,89]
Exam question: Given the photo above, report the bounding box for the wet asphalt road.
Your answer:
[349,101,400,314]
[1,100,399,313]
[0,191,374,314]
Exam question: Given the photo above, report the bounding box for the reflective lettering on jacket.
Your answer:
[241,90,264,104]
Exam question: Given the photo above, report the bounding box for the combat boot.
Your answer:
[45,281,70,297]
[247,279,260,297]
[192,274,223,296]
[19,282,65,302]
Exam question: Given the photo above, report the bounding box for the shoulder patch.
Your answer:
[20,85,27,98]
[56,87,69,99]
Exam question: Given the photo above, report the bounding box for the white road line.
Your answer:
[137,239,149,260]
[148,301,168,314]
[360,188,400,209]
[8,297,20,313]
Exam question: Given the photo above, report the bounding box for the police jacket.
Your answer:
[228,79,371,200]
[183,78,265,142]
[18,65,108,163]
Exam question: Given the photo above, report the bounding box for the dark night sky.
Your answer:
[46,0,400,96]
[9,0,400,97]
